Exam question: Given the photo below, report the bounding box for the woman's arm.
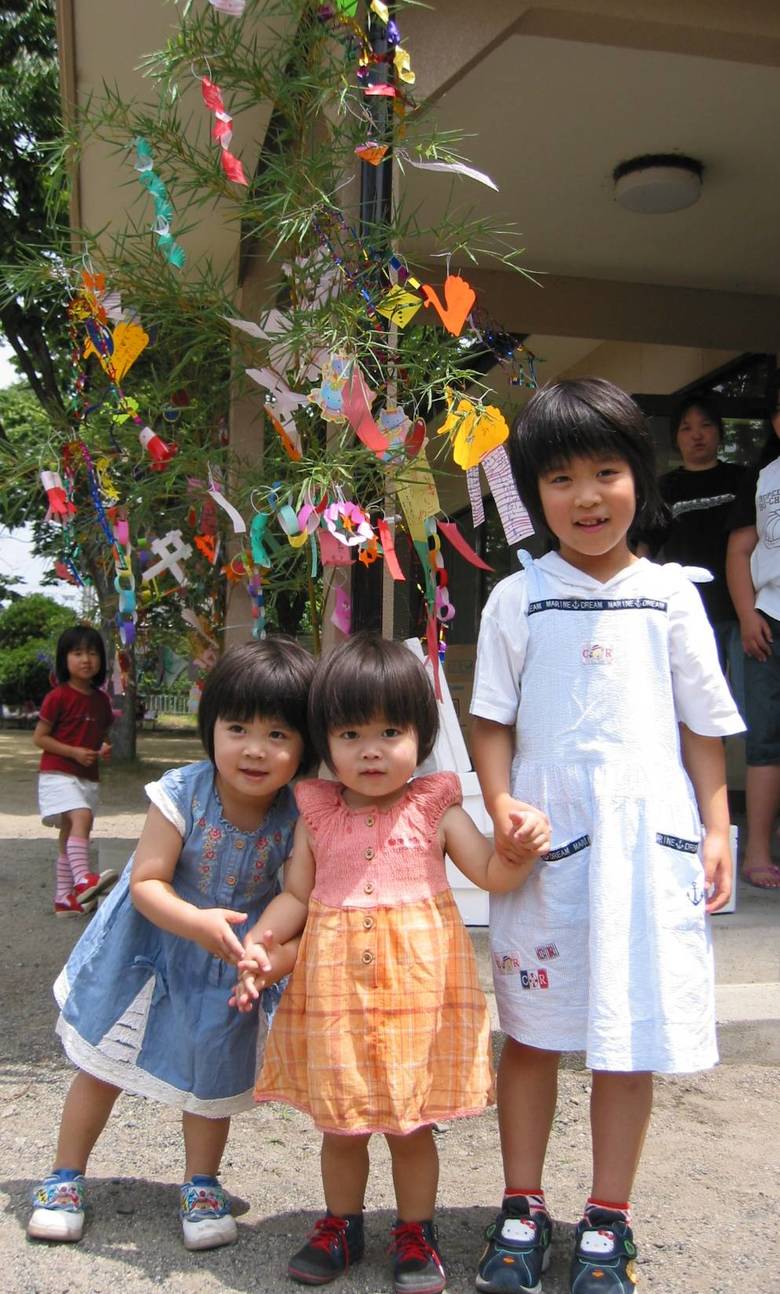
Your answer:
[679,725,732,914]
[33,718,97,768]
[726,525,772,660]
[130,804,247,962]
[440,803,549,895]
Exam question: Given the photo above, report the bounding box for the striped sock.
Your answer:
[55,853,72,903]
[585,1197,631,1225]
[505,1188,547,1215]
[66,836,91,886]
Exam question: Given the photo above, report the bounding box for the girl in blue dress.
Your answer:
[28,638,315,1252]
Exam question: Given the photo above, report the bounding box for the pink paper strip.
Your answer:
[438,520,493,571]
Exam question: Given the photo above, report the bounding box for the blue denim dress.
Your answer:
[53,761,296,1115]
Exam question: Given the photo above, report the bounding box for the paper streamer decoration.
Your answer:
[399,151,498,191]
[480,445,534,544]
[466,465,485,528]
[134,138,185,268]
[208,0,246,12]
[437,520,493,571]
[377,519,405,581]
[207,470,246,534]
[330,585,353,634]
[142,530,193,586]
[83,320,149,382]
[201,77,248,186]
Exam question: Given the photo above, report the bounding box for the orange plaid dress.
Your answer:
[254,772,494,1135]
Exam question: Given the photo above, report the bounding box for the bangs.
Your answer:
[198,638,315,768]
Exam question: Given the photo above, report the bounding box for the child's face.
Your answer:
[213,714,304,805]
[328,716,419,807]
[66,643,102,685]
[538,452,637,576]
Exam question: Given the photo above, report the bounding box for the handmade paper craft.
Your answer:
[480,444,534,544]
[309,353,352,423]
[41,470,76,520]
[323,499,374,546]
[377,518,404,581]
[207,476,247,534]
[331,585,353,634]
[437,520,493,571]
[318,528,354,567]
[139,425,177,468]
[355,142,389,166]
[375,284,422,328]
[400,152,497,191]
[134,138,185,268]
[421,275,476,336]
[438,395,509,471]
[208,0,246,12]
[392,454,441,543]
[142,531,192,586]
[84,320,149,382]
[340,364,391,454]
[201,77,248,186]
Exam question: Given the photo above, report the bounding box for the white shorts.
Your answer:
[38,774,100,828]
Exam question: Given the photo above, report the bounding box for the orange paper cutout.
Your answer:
[420,274,476,336]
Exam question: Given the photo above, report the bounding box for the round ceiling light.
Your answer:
[613,154,703,215]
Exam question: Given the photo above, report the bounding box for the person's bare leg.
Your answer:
[386,1127,439,1222]
[53,1070,121,1173]
[182,1112,231,1179]
[497,1039,560,1190]
[743,764,780,884]
[321,1132,371,1214]
[590,1070,653,1204]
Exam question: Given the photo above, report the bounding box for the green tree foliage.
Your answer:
[0,592,74,704]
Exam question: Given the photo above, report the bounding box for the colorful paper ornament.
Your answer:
[138,425,178,468]
[142,530,193,586]
[41,470,76,520]
[421,275,476,336]
[134,137,185,268]
[201,77,248,186]
[83,320,149,382]
[437,394,509,470]
[323,499,373,546]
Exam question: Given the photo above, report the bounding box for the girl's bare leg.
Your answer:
[590,1070,653,1203]
[182,1112,231,1179]
[386,1126,439,1221]
[321,1132,371,1214]
[54,1070,121,1173]
[497,1039,560,1189]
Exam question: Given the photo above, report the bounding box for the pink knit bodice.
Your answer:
[295,772,461,908]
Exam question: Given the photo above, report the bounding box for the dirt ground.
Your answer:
[0,728,777,1293]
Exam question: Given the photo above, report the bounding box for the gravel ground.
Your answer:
[0,728,778,1293]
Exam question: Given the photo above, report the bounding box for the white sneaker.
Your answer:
[28,1173,85,1242]
[180,1177,238,1251]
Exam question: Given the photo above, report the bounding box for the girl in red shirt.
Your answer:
[34,626,117,916]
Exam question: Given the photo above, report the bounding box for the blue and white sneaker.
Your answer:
[180,1175,238,1251]
[476,1196,552,1292]
[569,1210,638,1291]
[28,1170,86,1242]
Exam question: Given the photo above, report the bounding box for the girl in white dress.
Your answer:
[470,378,744,1294]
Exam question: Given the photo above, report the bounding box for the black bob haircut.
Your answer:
[509,377,665,543]
[55,625,107,688]
[308,633,439,770]
[198,637,316,772]
[670,391,724,448]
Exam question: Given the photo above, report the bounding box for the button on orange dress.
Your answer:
[254,771,494,1135]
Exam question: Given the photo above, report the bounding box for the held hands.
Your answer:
[493,796,551,864]
[229,929,281,1013]
[194,908,248,963]
[701,828,732,914]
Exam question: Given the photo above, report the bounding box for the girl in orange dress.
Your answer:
[233,633,550,1294]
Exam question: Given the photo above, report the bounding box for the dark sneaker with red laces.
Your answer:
[389,1220,447,1294]
[569,1209,639,1292]
[288,1212,365,1285]
[475,1195,552,1292]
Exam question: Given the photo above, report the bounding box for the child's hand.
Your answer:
[194,908,248,962]
[701,827,732,913]
[72,746,98,768]
[99,742,112,760]
[229,968,261,1013]
[507,807,551,857]
[493,799,550,863]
